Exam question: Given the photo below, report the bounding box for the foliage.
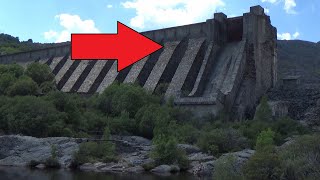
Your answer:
[0,73,16,95]
[279,134,320,180]
[107,111,136,135]
[7,76,39,96]
[254,95,272,122]
[96,83,160,117]
[2,96,65,137]
[25,62,55,85]
[44,157,61,168]
[213,155,244,180]
[72,127,115,166]
[243,129,283,180]
[151,134,189,168]
[197,128,248,155]
[175,124,199,144]
[0,64,24,78]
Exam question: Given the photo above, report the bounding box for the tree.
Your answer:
[254,96,272,122]
[25,62,54,85]
[7,76,38,96]
[0,73,16,95]
[4,96,65,137]
[243,129,282,180]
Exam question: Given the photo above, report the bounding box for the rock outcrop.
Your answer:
[0,135,255,177]
[0,135,79,167]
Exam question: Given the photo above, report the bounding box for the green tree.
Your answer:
[0,73,16,94]
[254,96,272,122]
[243,129,282,180]
[7,76,38,96]
[4,96,65,137]
[25,62,54,85]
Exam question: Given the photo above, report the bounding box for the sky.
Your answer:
[0,0,319,43]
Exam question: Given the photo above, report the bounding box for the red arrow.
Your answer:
[71,22,163,71]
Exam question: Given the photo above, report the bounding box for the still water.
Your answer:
[0,167,209,180]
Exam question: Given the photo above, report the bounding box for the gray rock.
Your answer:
[126,165,145,173]
[188,152,215,162]
[0,135,79,168]
[188,160,215,176]
[177,144,201,154]
[79,163,97,171]
[35,164,46,169]
[150,165,172,174]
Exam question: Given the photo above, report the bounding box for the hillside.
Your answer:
[277,40,320,84]
[0,33,65,55]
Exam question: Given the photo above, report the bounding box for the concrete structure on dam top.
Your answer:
[0,5,277,119]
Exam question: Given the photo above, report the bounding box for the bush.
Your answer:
[44,157,61,168]
[197,128,248,155]
[151,134,189,168]
[3,96,65,137]
[213,155,244,180]
[254,96,272,122]
[39,81,57,94]
[97,83,160,117]
[280,134,320,180]
[0,64,24,78]
[0,73,16,94]
[108,111,136,135]
[72,127,115,166]
[25,62,54,85]
[7,76,38,96]
[27,160,40,168]
[243,129,282,180]
[175,124,199,144]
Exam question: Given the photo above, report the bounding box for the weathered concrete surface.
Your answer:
[78,61,107,93]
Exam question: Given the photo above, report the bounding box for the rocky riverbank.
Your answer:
[0,135,255,177]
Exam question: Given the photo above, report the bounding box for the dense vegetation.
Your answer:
[0,62,318,179]
[0,33,63,55]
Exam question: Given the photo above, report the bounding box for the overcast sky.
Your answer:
[0,0,319,43]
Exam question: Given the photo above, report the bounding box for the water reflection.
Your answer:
[0,167,207,180]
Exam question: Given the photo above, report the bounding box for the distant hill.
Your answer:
[0,33,66,56]
[277,40,320,84]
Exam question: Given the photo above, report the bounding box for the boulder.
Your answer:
[177,144,201,154]
[150,165,172,174]
[79,163,97,171]
[35,163,46,169]
[188,152,215,162]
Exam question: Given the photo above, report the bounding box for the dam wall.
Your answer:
[0,5,277,119]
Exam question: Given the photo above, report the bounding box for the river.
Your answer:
[0,166,208,180]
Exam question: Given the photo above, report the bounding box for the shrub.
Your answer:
[175,124,199,144]
[44,157,61,168]
[254,95,272,122]
[197,128,248,155]
[72,127,115,166]
[25,62,54,85]
[4,96,65,137]
[0,73,16,95]
[108,111,136,135]
[28,160,40,168]
[280,134,320,180]
[0,64,24,78]
[213,155,244,180]
[97,83,159,117]
[39,81,57,94]
[151,134,189,168]
[7,76,38,96]
[243,129,282,180]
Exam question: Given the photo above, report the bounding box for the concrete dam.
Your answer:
[0,6,277,119]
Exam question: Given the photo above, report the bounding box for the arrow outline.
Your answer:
[71,21,163,72]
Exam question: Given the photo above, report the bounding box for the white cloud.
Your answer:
[293,32,300,39]
[261,0,297,14]
[121,0,225,29]
[261,0,279,3]
[284,0,297,14]
[44,14,100,42]
[107,4,113,8]
[277,31,300,40]
[264,8,270,14]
